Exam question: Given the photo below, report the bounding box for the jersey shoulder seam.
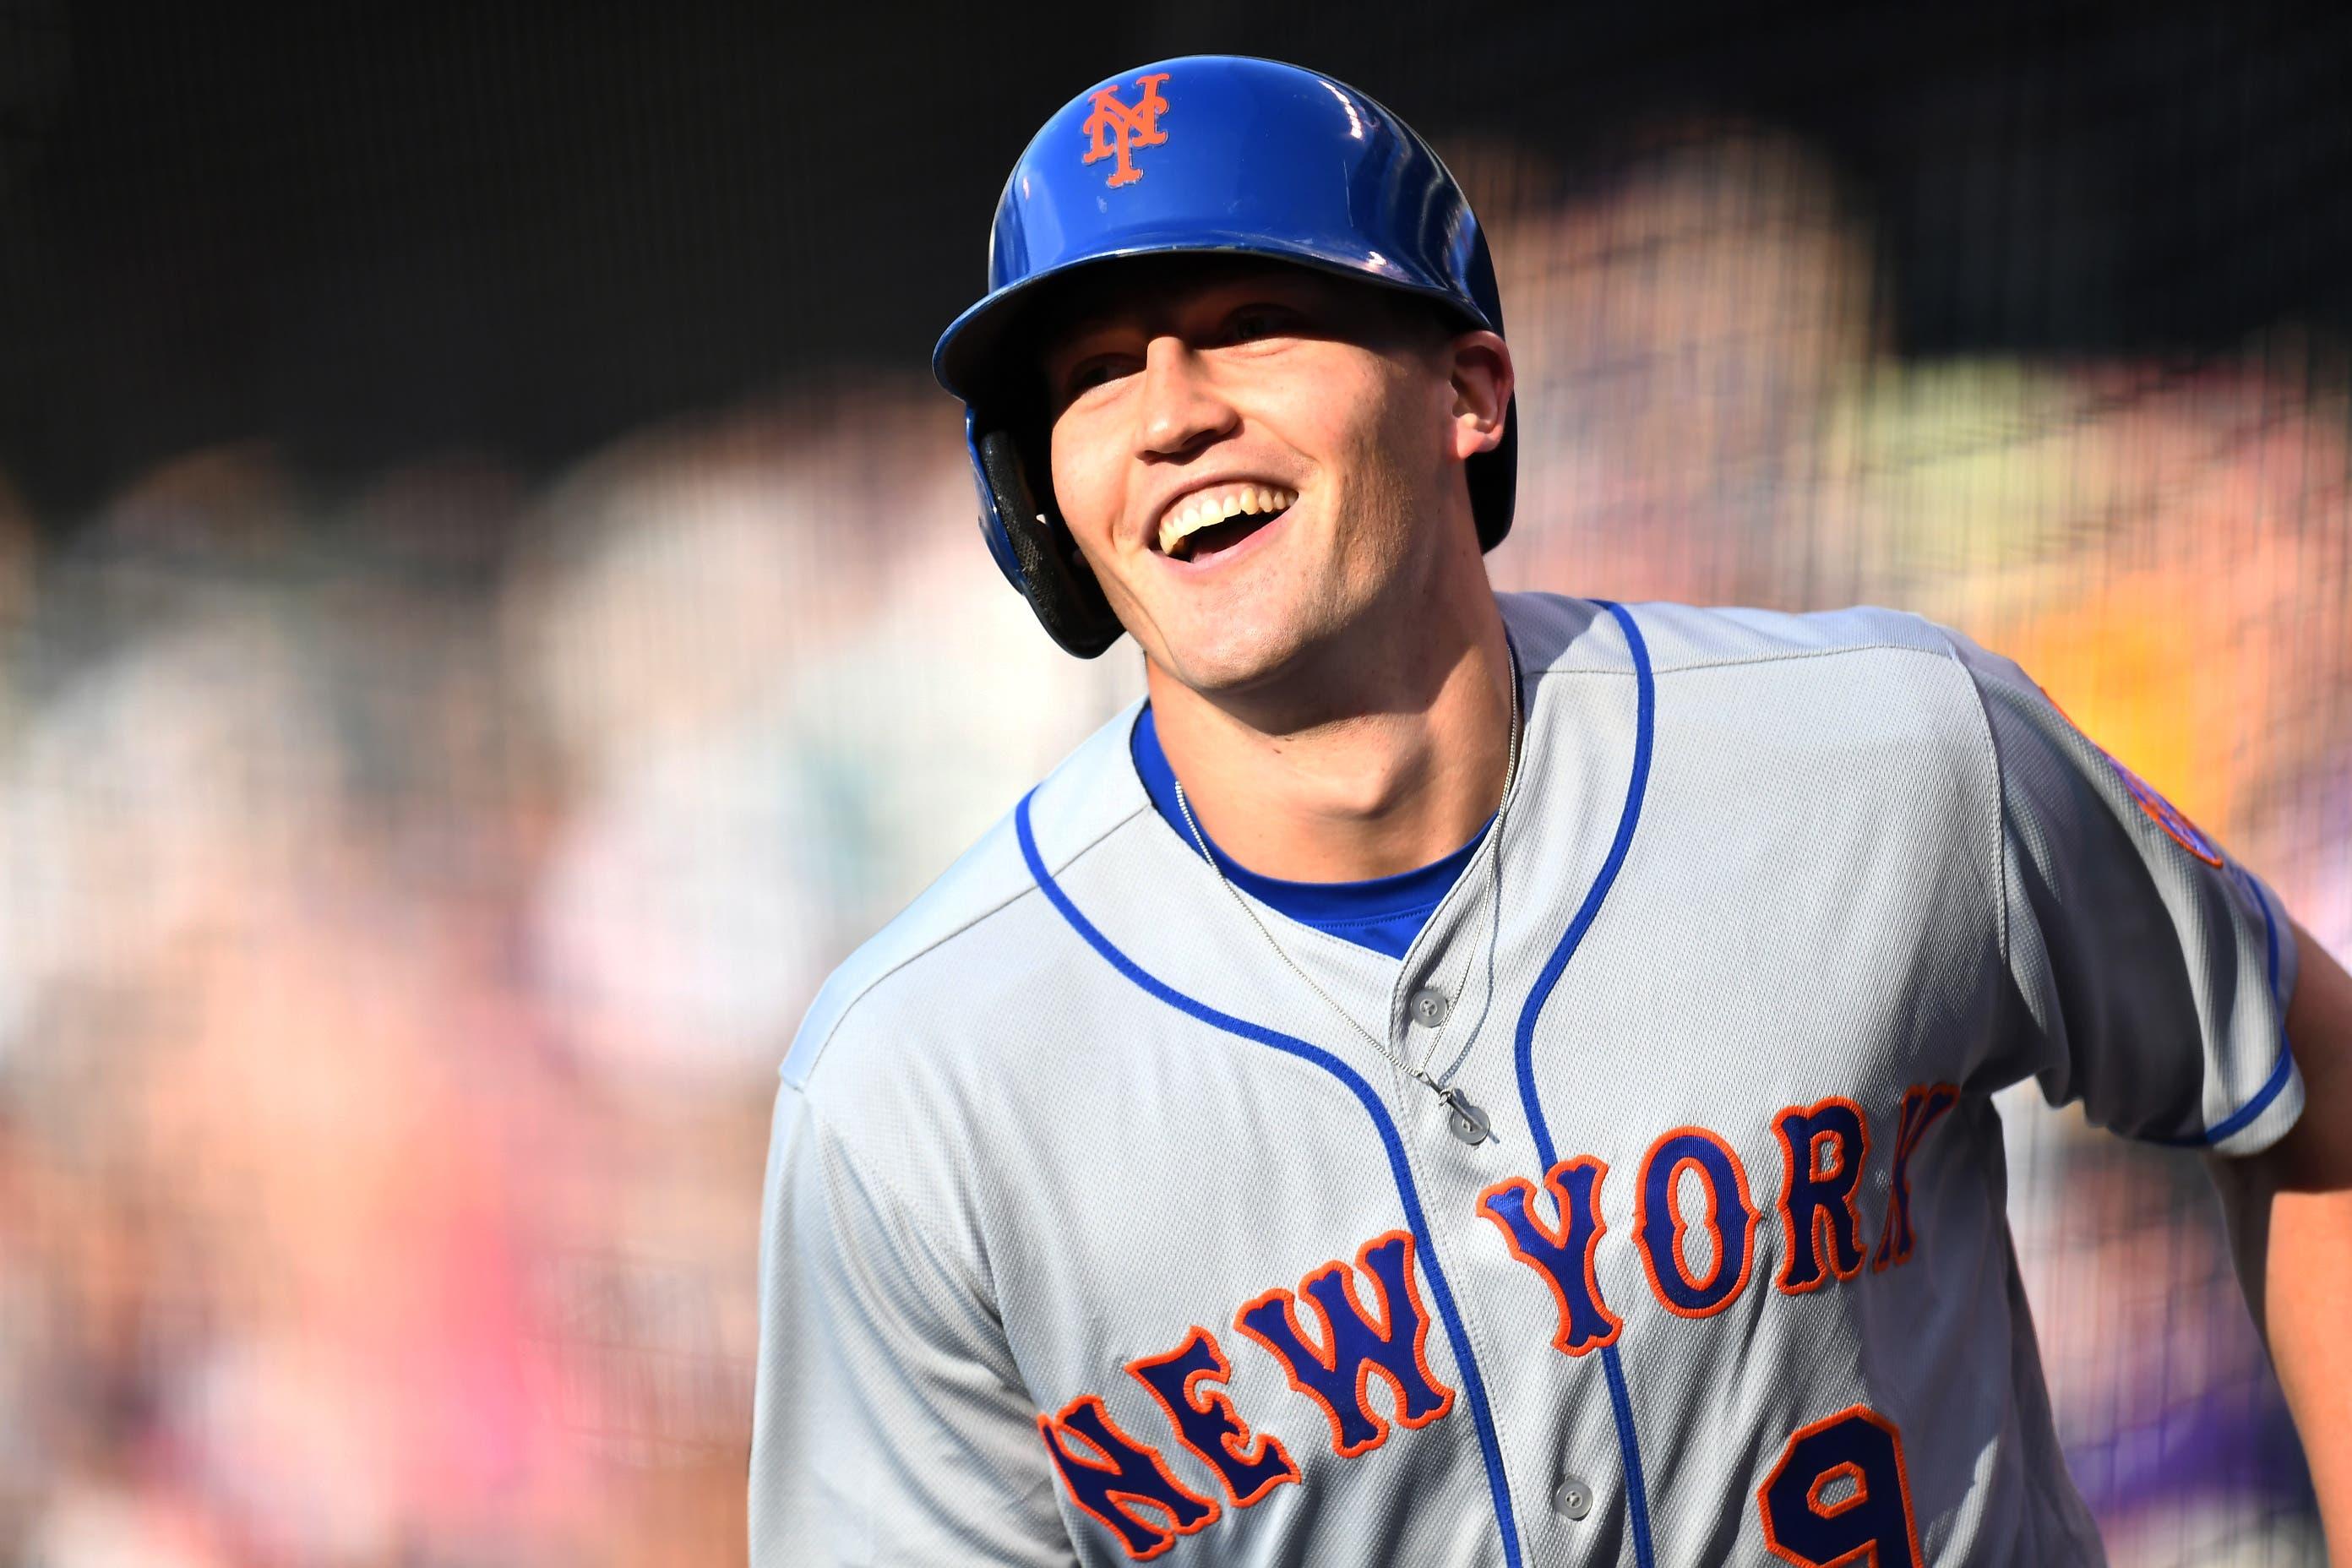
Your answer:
[778,1075,1000,1309]
[1921,624,2012,976]
[789,797,1153,1088]
[1527,639,1959,681]
[1535,627,2012,961]
[1643,640,1963,678]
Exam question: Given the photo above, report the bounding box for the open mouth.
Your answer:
[1158,485,1297,564]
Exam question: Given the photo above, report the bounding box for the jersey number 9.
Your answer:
[1758,1404,1922,1568]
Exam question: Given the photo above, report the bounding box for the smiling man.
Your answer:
[1036,253,1513,887]
[751,56,2352,1567]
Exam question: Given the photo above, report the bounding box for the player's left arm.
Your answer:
[2208,917,2352,1554]
[1945,626,2349,1549]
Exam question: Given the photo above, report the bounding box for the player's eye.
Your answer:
[1059,354,1138,402]
[1223,306,1299,346]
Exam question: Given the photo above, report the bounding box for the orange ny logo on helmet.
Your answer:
[1081,73,1170,188]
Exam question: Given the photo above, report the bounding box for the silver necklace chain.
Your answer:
[1171,645,1522,1146]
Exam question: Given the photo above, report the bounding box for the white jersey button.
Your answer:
[1408,988,1452,1027]
[1553,1475,1593,1522]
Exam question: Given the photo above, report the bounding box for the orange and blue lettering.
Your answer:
[1636,1127,1758,1318]
[1477,1157,1625,1356]
[1126,1327,1300,1509]
[1773,1098,1870,1293]
[1872,1085,1959,1271]
[1757,1404,1923,1568]
[1038,1394,1219,1561]
[1233,1229,1455,1458]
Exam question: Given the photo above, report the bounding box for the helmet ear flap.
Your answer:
[975,429,1125,658]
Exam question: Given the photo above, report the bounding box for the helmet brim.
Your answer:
[931,237,1498,406]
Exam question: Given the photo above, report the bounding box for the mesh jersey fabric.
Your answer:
[1129,701,1490,959]
[752,592,2300,1568]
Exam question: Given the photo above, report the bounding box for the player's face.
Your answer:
[1043,262,1509,697]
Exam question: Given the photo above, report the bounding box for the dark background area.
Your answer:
[1,0,2347,520]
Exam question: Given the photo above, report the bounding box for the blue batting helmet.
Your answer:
[932,55,1514,656]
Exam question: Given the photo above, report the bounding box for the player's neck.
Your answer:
[1145,591,1513,885]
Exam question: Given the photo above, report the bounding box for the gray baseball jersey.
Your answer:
[751,593,2301,1567]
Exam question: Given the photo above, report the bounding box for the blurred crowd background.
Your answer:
[0,3,2347,1565]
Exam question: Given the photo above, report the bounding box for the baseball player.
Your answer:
[752,56,2352,1565]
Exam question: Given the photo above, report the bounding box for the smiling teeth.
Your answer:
[1159,486,1299,558]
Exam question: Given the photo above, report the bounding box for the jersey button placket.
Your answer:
[1381,1070,1528,1566]
[1385,958,1531,1566]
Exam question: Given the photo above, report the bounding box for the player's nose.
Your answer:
[1133,335,1239,460]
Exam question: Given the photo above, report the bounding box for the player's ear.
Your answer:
[1446,329,1512,461]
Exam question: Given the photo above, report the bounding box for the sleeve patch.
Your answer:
[2103,751,2224,868]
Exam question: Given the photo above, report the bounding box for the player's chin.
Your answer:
[1144,595,1331,695]
[1124,542,1342,686]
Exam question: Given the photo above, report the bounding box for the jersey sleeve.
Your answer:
[750,1077,1075,1567]
[1949,630,2304,1156]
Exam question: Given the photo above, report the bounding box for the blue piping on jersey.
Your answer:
[1510,599,1658,1568]
[2153,866,2296,1148]
[1015,795,1526,1568]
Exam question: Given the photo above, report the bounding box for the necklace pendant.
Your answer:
[1439,1086,1495,1146]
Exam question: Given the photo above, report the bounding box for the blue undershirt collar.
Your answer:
[1129,705,1488,960]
